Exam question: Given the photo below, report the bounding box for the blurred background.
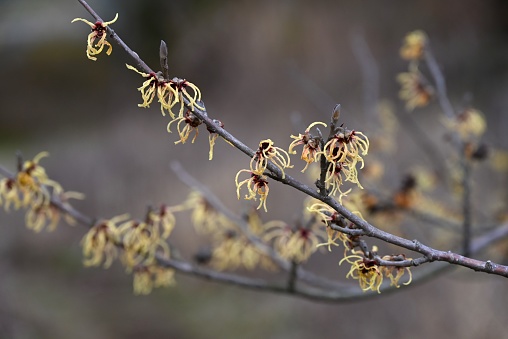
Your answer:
[1,0,508,338]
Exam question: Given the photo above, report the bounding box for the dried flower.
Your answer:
[72,13,118,61]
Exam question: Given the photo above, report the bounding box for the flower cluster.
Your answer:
[126,64,204,119]
[81,205,177,294]
[340,249,412,293]
[321,128,370,198]
[72,13,118,61]
[0,152,82,232]
[235,139,292,212]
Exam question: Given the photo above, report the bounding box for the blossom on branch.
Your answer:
[263,220,325,263]
[133,264,175,295]
[250,139,292,178]
[400,30,427,61]
[442,108,486,140]
[25,191,83,232]
[167,110,202,144]
[381,254,413,288]
[289,121,327,172]
[210,228,273,271]
[72,13,118,61]
[0,152,61,210]
[170,78,205,118]
[397,68,434,111]
[235,170,270,212]
[126,64,178,117]
[126,65,204,119]
[340,254,384,293]
[81,214,128,268]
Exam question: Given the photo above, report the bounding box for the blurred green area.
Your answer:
[1,0,508,338]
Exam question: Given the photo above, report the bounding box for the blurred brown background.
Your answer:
[1,0,508,338]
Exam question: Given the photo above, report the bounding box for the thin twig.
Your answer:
[461,152,472,256]
[423,46,455,119]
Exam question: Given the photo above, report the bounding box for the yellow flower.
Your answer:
[235,170,270,212]
[126,64,179,117]
[133,265,175,295]
[174,191,232,234]
[167,110,202,143]
[380,255,412,288]
[148,204,176,239]
[320,129,369,193]
[324,162,354,198]
[118,219,170,269]
[210,228,273,271]
[443,108,486,140]
[207,119,225,161]
[400,30,427,61]
[0,152,63,210]
[263,220,325,263]
[340,254,383,293]
[307,201,351,250]
[81,214,128,268]
[72,13,118,61]
[127,65,206,120]
[288,121,327,172]
[24,190,83,232]
[250,139,292,178]
[322,130,369,167]
[397,69,434,111]
[170,78,205,118]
